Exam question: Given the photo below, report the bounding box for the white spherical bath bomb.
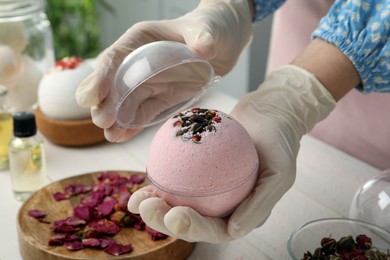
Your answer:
[38,57,93,120]
[147,108,259,217]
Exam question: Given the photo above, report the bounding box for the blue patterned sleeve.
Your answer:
[252,0,286,22]
[312,0,390,93]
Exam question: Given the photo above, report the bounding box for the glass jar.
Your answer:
[0,0,54,112]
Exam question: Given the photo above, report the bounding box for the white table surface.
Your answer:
[0,88,381,260]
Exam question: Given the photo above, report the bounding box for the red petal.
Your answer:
[80,190,105,207]
[145,225,168,241]
[48,233,68,246]
[95,197,117,217]
[82,238,101,248]
[28,209,47,219]
[73,205,94,221]
[64,240,84,251]
[98,238,116,249]
[87,219,120,236]
[53,192,69,201]
[104,242,133,256]
[129,174,146,184]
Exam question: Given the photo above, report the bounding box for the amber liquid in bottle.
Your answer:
[0,112,12,170]
[0,86,12,170]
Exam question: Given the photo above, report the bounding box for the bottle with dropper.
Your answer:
[8,112,49,201]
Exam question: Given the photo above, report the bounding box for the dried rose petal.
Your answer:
[28,209,51,224]
[82,227,102,239]
[95,184,113,196]
[145,226,168,241]
[115,190,130,210]
[47,171,165,255]
[64,240,84,251]
[65,234,80,242]
[80,190,105,207]
[104,242,133,256]
[129,174,146,184]
[133,221,145,231]
[351,249,363,256]
[64,216,86,226]
[48,233,68,246]
[51,217,86,233]
[87,219,120,236]
[64,183,92,197]
[132,214,145,230]
[98,172,122,182]
[28,209,47,219]
[51,223,77,233]
[95,197,117,217]
[98,238,116,249]
[356,234,372,249]
[82,238,101,247]
[73,204,94,221]
[53,192,69,201]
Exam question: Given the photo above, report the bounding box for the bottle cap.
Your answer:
[13,112,37,137]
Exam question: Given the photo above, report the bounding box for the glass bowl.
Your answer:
[113,41,220,129]
[350,169,390,232]
[287,218,390,259]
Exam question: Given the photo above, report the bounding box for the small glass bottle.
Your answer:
[8,112,49,201]
[0,86,13,170]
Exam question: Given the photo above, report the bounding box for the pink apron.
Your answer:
[266,0,390,170]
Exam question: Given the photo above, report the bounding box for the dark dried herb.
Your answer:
[302,234,390,260]
[173,108,222,143]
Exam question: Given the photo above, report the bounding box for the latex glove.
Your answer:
[76,0,253,142]
[127,65,336,243]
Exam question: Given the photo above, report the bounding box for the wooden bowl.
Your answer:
[35,107,106,147]
[17,171,195,260]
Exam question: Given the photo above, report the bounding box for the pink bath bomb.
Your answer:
[147,108,259,217]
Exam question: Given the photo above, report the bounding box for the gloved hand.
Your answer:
[127,65,336,243]
[76,0,253,142]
